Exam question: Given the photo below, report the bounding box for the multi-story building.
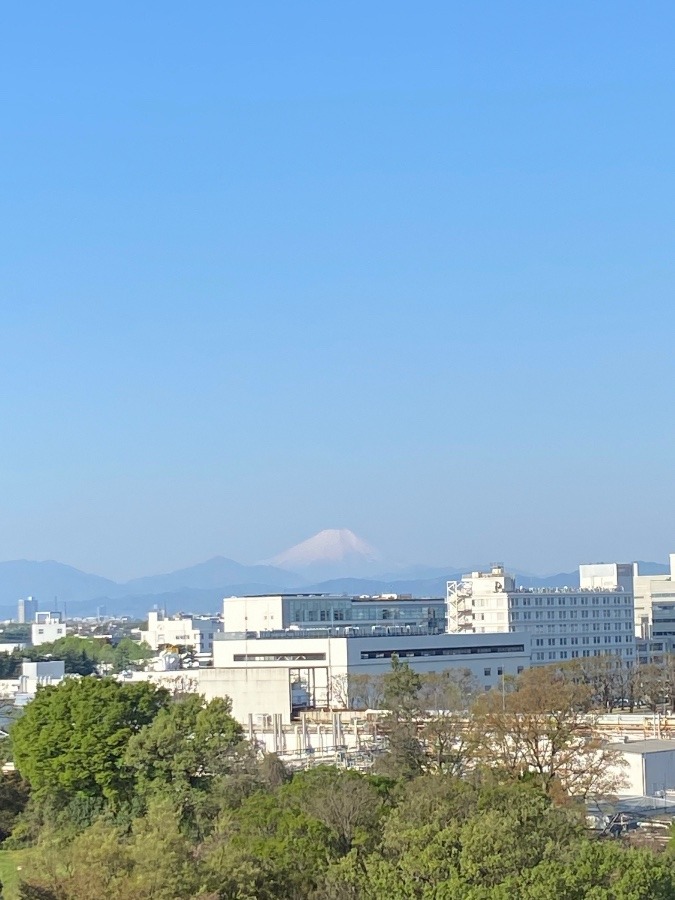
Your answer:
[632,556,675,638]
[223,593,446,634]
[635,636,675,666]
[184,591,526,723]
[17,596,37,624]
[580,555,675,638]
[447,564,635,665]
[31,611,66,646]
[203,629,530,724]
[145,611,223,657]
[579,562,634,593]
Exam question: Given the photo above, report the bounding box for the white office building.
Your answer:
[447,565,635,665]
[633,557,675,639]
[580,555,675,638]
[31,611,66,646]
[145,611,223,657]
[223,593,446,635]
[203,629,530,724]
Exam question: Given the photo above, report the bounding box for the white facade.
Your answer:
[580,555,675,638]
[208,631,531,723]
[31,612,66,646]
[633,556,675,639]
[223,593,445,635]
[145,611,222,655]
[447,565,635,665]
[20,660,65,693]
[1,660,65,705]
[579,562,634,593]
[606,739,675,797]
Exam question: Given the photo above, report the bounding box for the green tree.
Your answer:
[126,695,244,794]
[112,637,152,673]
[325,779,584,900]
[0,770,29,842]
[382,655,422,723]
[17,797,202,900]
[374,656,426,778]
[202,788,335,900]
[125,694,246,835]
[284,767,389,855]
[21,636,117,675]
[11,678,169,808]
[0,649,23,678]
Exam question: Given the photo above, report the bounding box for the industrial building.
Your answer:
[606,739,675,798]
[132,569,654,724]
[0,660,65,706]
[447,564,635,664]
[202,628,530,724]
[188,592,530,723]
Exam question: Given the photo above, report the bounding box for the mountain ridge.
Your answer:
[0,553,668,621]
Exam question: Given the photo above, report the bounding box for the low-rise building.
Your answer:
[145,611,222,657]
[0,660,65,706]
[31,612,66,646]
[606,739,675,797]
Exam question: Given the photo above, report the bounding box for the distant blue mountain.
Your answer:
[120,556,300,595]
[0,560,117,611]
[0,556,669,620]
[635,561,670,576]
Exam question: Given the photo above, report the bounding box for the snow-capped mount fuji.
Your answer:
[263,529,382,581]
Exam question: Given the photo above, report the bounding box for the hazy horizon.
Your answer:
[3,3,675,581]
[0,529,670,585]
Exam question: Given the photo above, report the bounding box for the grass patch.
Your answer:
[0,849,30,900]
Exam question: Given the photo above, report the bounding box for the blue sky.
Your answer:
[2,2,675,579]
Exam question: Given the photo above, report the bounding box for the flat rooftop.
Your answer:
[606,739,675,754]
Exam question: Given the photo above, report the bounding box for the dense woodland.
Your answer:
[2,659,675,898]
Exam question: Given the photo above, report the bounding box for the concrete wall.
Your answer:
[224,596,284,632]
[210,632,531,721]
[31,622,66,646]
[199,666,293,723]
[617,752,646,796]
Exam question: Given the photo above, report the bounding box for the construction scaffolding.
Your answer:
[446,579,474,633]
